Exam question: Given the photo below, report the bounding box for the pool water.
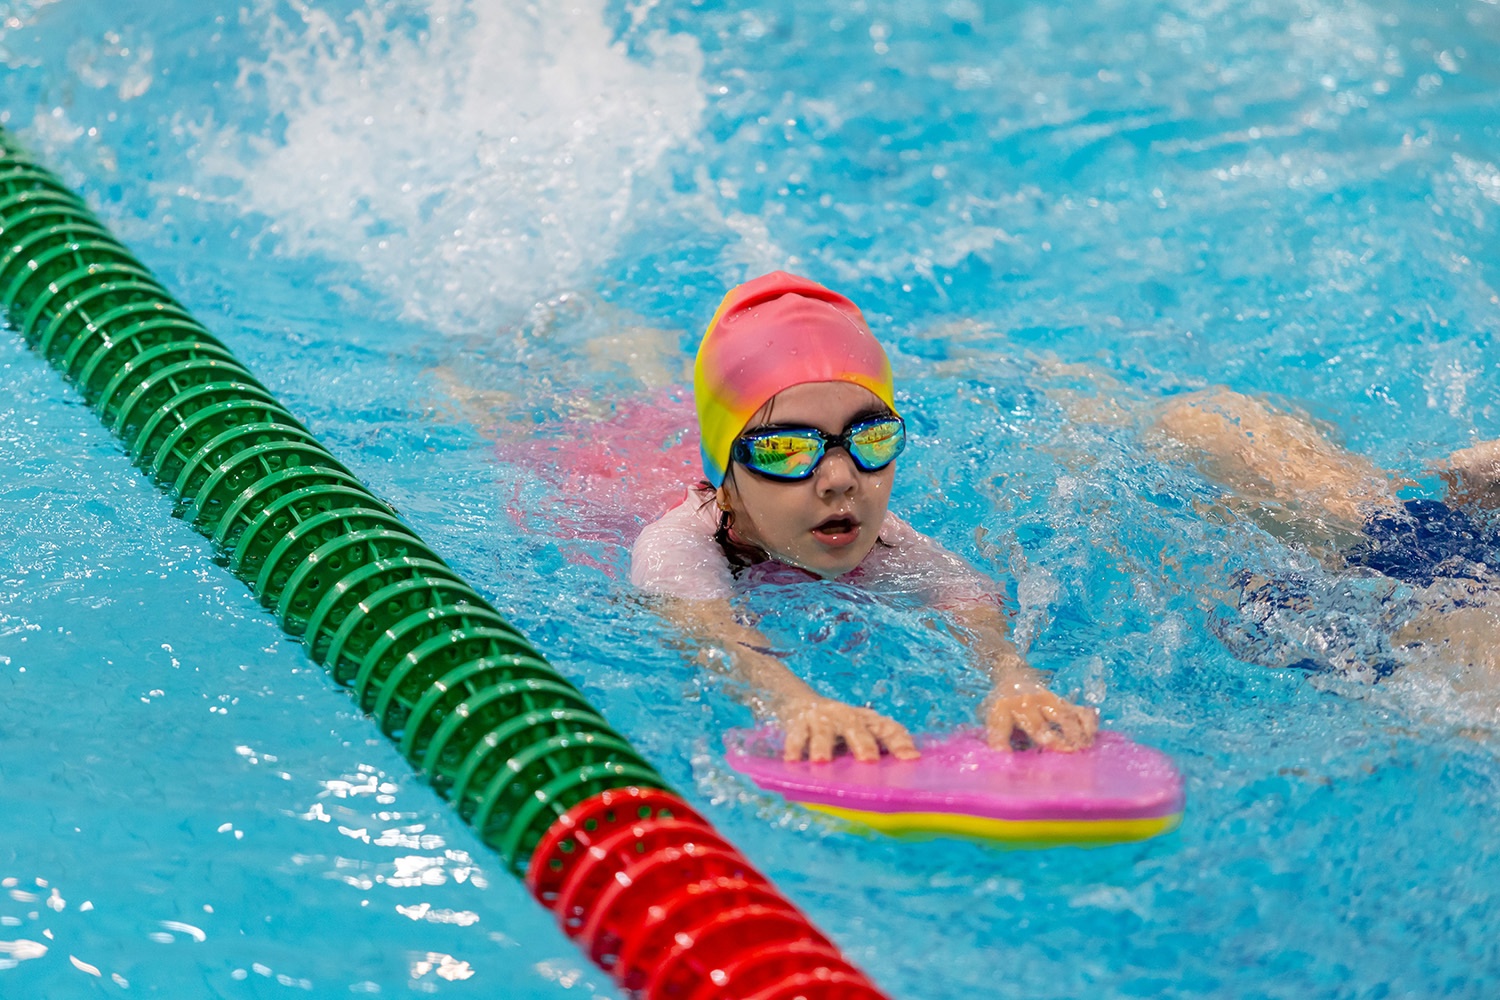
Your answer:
[3,0,1500,996]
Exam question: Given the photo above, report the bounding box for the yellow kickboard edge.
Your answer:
[805,803,1183,846]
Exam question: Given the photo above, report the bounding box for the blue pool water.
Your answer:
[3,0,1500,996]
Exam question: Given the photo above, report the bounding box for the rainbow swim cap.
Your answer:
[694,271,897,487]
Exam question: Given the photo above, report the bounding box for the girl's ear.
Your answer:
[715,483,734,512]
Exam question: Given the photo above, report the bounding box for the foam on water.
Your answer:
[190,0,706,332]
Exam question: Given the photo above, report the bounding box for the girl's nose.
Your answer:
[814,447,859,496]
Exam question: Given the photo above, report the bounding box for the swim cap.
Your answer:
[694,271,897,487]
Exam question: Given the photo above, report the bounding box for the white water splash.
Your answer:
[191,0,705,332]
[0,0,62,68]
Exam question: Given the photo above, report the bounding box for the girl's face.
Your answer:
[719,381,897,578]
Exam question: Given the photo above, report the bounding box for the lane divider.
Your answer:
[0,131,890,1000]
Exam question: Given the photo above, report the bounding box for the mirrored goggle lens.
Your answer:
[740,432,824,478]
[847,418,905,470]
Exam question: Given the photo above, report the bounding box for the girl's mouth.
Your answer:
[811,514,861,547]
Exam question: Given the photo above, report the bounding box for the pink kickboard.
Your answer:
[724,729,1184,822]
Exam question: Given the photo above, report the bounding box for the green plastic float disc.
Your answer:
[93,343,244,443]
[145,400,301,477]
[155,412,315,489]
[0,206,112,256]
[256,511,420,608]
[106,357,263,439]
[63,306,207,393]
[396,654,568,760]
[289,556,464,640]
[0,187,91,226]
[70,312,219,391]
[0,166,84,205]
[225,480,388,578]
[163,419,322,495]
[147,399,307,481]
[6,255,161,331]
[272,529,440,621]
[439,706,617,810]
[387,695,609,767]
[184,440,348,528]
[130,381,285,468]
[498,762,672,876]
[0,199,103,236]
[31,280,183,368]
[0,223,119,288]
[355,623,544,719]
[332,602,533,710]
[0,238,140,306]
[33,268,173,354]
[0,187,87,216]
[99,353,253,431]
[318,580,494,683]
[19,275,167,352]
[421,678,605,780]
[0,219,117,273]
[467,733,651,842]
[459,720,639,841]
[17,262,167,344]
[167,426,316,500]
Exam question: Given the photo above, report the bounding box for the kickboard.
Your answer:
[724,729,1184,846]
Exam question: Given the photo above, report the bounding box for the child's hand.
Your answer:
[985,687,1098,752]
[778,696,921,763]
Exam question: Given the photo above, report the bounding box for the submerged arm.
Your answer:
[883,513,1098,752]
[946,599,1098,752]
[660,596,920,763]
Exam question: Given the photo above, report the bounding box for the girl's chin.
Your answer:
[782,542,873,578]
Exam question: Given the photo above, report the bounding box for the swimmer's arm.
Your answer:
[879,516,1096,750]
[659,597,919,763]
[945,600,1098,752]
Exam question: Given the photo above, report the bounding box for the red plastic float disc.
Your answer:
[682,939,861,1000]
[527,787,706,905]
[553,818,731,939]
[587,848,771,974]
[608,877,786,989]
[643,904,824,1000]
[741,970,889,1000]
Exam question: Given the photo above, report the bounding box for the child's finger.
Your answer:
[1067,705,1101,748]
[1081,706,1100,740]
[1047,705,1092,751]
[841,721,881,762]
[783,720,810,761]
[808,722,837,763]
[985,708,1019,751]
[1020,704,1059,747]
[876,722,924,761]
[869,717,920,760]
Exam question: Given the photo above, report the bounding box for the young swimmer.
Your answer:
[630,271,1099,762]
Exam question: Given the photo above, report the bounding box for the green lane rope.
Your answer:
[0,130,673,874]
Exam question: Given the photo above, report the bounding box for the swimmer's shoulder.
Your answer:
[875,510,928,547]
[630,487,734,599]
[640,487,718,532]
[866,509,999,606]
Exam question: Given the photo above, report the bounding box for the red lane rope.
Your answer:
[526,787,892,1000]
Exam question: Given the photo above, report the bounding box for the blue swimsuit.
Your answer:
[1219,499,1499,680]
[1343,498,1500,588]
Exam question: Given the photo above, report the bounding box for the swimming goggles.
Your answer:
[731,415,907,482]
